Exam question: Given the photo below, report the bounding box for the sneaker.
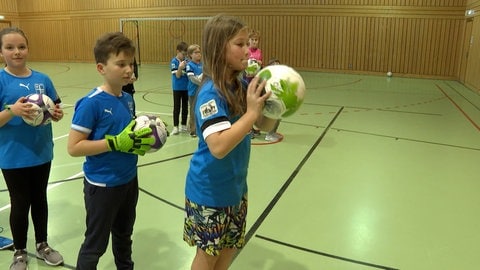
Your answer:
[0,236,14,250]
[250,128,260,139]
[265,132,283,142]
[180,125,188,133]
[190,131,197,138]
[36,242,63,266]
[171,126,179,135]
[10,250,27,270]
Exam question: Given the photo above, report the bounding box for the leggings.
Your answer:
[173,90,188,127]
[2,162,51,250]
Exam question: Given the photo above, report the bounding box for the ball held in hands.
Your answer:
[255,65,306,119]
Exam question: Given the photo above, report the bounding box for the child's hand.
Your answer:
[51,104,64,122]
[105,120,154,155]
[246,76,270,118]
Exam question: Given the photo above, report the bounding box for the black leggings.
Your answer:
[2,162,51,250]
[173,90,188,127]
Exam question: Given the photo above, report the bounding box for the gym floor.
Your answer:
[1,62,479,270]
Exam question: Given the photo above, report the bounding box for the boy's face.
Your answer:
[190,48,201,62]
[178,50,187,60]
[97,51,134,89]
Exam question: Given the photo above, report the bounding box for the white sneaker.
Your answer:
[180,125,188,133]
[171,126,179,135]
[265,132,283,142]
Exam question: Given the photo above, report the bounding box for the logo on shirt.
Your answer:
[34,83,45,95]
[19,83,30,91]
[200,99,218,119]
[104,108,113,115]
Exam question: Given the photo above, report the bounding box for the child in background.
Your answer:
[183,14,276,270]
[67,32,153,270]
[248,29,263,67]
[121,57,138,116]
[170,41,189,135]
[264,58,284,142]
[186,44,203,137]
[0,27,65,270]
[246,29,263,137]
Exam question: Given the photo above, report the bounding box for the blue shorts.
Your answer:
[183,195,248,256]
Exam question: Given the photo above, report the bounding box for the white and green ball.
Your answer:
[245,59,261,76]
[256,65,306,119]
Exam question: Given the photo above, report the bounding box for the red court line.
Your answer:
[435,83,480,132]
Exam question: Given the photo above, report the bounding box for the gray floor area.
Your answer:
[1,62,480,269]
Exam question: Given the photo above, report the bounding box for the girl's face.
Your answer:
[0,33,29,69]
[249,37,259,49]
[226,29,249,74]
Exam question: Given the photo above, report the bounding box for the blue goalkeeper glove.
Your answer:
[105,120,154,155]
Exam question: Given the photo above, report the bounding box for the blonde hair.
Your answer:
[202,14,248,117]
[187,44,200,58]
[249,29,260,39]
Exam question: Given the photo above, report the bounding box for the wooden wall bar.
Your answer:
[0,0,470,79]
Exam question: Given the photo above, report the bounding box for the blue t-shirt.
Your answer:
[170,57,188,91]
[186,61,203,97]
[185,79,250,207]
[70,87,137,187]
[0,69,59,169]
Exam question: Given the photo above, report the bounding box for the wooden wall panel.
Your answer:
[5,0,468,79]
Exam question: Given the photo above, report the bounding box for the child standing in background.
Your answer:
[121,57,138,116]
[246,29,264,137]
[183,14,276,270]
[170,41,189,135]
[67,32,153,270]
[264,57,284,142]
[0,27,64,270]
[248,29,263,67]
[186,44,203,137]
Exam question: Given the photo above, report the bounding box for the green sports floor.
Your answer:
[1,62,480,270]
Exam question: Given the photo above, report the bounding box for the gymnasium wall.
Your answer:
[464,0,480,90]
[0,0,471,80]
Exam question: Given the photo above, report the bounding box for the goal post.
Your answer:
[120,17,211,65]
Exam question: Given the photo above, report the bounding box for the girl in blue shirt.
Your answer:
[0,27,64,269]
[183,14,276,270]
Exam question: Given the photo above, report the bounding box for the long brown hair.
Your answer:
[201,14,248,117]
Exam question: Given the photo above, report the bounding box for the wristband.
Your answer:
[3,104,14,116]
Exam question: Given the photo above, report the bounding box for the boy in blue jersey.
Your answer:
[67,32,153,270]
[185,44,203,137]
[0,27,64,270]
[170,41,189,135]
[183,15,277,270]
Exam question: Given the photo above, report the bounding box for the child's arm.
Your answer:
[205,77,271,159]
[67,129,109,156]
[188,73,202,85]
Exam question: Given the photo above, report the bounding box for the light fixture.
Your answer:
[0,15,4,20]
[466,9,475,16]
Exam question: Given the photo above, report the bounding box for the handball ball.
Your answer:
[245,59,261,76]
[256,65,306,119]
[22,94,55,126]
[134,114,168,153]
[387,71,393,77]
